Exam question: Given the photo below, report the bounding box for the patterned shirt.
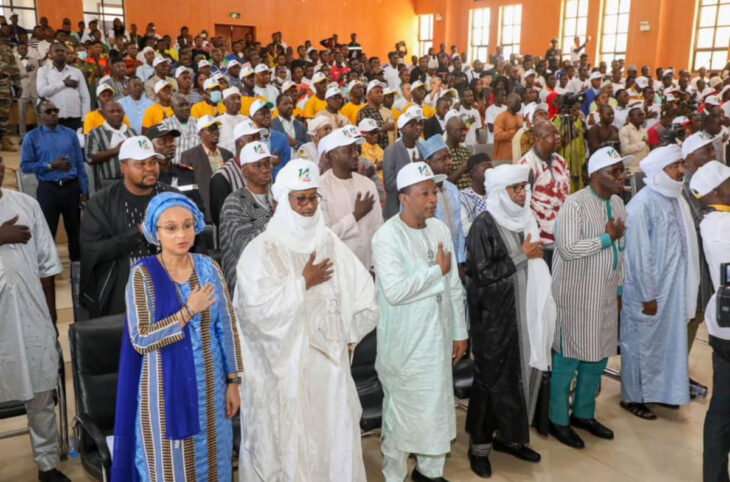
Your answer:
[160,115,201,164]
[358,105,388,149]
[85,124,136,190]
[449,145,472,190]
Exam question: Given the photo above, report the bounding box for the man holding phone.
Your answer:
[20,99,88,262]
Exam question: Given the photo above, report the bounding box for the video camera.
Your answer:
[557,92,586,111]
[718,262,730,327]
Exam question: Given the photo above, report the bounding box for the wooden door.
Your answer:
[214,24,255,51]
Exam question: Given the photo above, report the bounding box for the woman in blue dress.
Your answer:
[112,192,243,481]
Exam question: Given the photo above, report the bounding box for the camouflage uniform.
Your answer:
[0,41,20,139]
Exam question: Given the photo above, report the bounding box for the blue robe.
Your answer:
[435,180,466,263]
[620,188,690,405]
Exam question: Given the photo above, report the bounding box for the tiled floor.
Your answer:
[0,146,710,481]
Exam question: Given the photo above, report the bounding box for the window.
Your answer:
[500,4,522,57]
[0,1,37,32]
[599,0,630,64]
[562,0,589,58]
[469,8,491,62]
[418,14,434,57]
[83,0,126,41]
[692,0,730,71]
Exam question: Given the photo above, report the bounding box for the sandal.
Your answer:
[620,401,657,420]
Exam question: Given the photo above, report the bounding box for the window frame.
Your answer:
[83,0,126,40]
[418,14,434,57]
[468,7,491,63]
[0,1,38,30]
[598,0,631,65]
[561,0,590,59]
[691,0,730,71]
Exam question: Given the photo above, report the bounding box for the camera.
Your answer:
[718,262,730,327]
[557,92,586,110]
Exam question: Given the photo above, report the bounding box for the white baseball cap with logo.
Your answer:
[254,63,270,74]
[227,59,241,69]
[203,78,220,90]
[152,56,171,67]
[233,119,265,140]
[397,105,424,129]
[281,80,297,92]
[249,99,274,116]
[319,125,365,155]
[197,59,210,69]
[397,161,447,191]
[689,160,730,198]
[96,83,114,98]
[366,79,386,94]
[312,72,327,84]
[358,118,379,133]
[196,115,222,133]
[120,136,164,161]
[410,80,426,91]
[240,140,272,165]
[154,79,174,94]
[222,86,240,99]
[587,146,634,176]
[682,132,717,159]
[238,64,254,79]
[174,66,192,78]
[325,86,343,100]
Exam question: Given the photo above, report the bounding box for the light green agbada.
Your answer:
[372,216,468,455]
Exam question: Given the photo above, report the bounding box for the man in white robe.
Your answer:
[234,158,378,482]
[0,157,68,482]
[372,161,468,482]
[319,125,383,271]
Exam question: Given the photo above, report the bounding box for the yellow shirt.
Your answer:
[142,104,174,129]
[272,107,305,120]
[341,102,365,125]
[241,95,267,117]
[191,101,226,119]
[400,102,436,119]
[304,95,327,119]
[83,110,132,135]
[361,141,385,183]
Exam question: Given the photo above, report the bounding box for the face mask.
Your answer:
[209,91,222,103]
[76,51,87,61]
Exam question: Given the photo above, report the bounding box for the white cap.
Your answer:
[312,72,327,84]
[689,160,730,197]
[227,59,241,69]
[222,86,240,99]
[396,161,447,191]
[196,115,222,133]
[96,83,114,98]
[523,69,536,78]
[119,136,163,161]
[240,140,272,165]
[307,116,333,135]
[524,102,549,123]
[410,80,426,91]
[174,66,192,78]
[672,115,689,126]
[366,79,386,94]
[682,132,717,158]
[347,79,363,92]
[141,46,155,56]
[271,158,319,201]
[325,86,343,100]
[589,71,603,81]
[705,95,721,106]
[444,109,462,124]
[254,63,270,74]
[587,146,634,176]
[233,119,265,140]
[154,79,174,94]
[397,105,424,129]
[438,88,458,100]
[358,118,379,133]
[249,99,274,116]
[239,65,254,79]
[152,56,170,67]
[203,78,220,90]
[281,80,297,92]
[383,86,398,96]
[320,125,365,154]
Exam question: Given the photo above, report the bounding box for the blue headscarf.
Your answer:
[142,192,205,245]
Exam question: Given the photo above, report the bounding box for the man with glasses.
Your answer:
[318,126,383,271]
[79,136,178,317]
[620,144,700,421]
[549,146,628,449]
[21,99,89,264]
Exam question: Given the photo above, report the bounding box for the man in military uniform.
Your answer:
[146,124,204,211]
[0,34,22,151]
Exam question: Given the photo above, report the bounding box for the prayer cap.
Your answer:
[154,79,174,94]
[240,140,272,166]
[418,134,448,161]
[271,158,319,201]
[120,136,164,162]
[397,105,424,129]
[233,119,265,140]
[249,99,274,116]
[689,160,730,198]
[682,132,717,159]
[324,86,342,100]
[484,164,530,193]
[306,116,333,135]
[358,118,379,133]
[396,162,446,191]
[587,146,633,176]
[639,144,683,177]
[222,86,240,99]
[319,125,365,155]
[196,115,222,133]
[96,83,114,98]
[142,192,205,245]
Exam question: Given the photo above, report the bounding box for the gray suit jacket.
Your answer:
[180,144,233,221]
[271,117,310,150]
[383,139,419,219]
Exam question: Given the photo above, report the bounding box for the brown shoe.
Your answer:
[2,137,17,152]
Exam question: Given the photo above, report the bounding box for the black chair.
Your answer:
[69,314,125,481]
[350,329,383,434]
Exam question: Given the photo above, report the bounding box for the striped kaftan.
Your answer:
[551,187,626,362]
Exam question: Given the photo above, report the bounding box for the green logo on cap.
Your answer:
[418,165,430,176]
[298,168,311,182]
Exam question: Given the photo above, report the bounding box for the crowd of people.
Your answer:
[2,14,730,482]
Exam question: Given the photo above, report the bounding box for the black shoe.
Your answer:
[493,439,541,462]
[468,449,492,478]
[38,469,71,482]
[549,421,585,449]
[570,417,614,440]
[412,468,450,482]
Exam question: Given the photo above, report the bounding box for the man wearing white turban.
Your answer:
[233,158,378,481]
[620,144,700,420]
[464,164,556,478]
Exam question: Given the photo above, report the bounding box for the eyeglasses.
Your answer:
[507,183,529,193]
[600,166,629,178]
[156,221,196,234]
[288,192,322,206]
[43,108,60,115]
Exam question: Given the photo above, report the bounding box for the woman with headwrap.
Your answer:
[112,192,243,482]
[234,158,377,481]
[465,164,556,478]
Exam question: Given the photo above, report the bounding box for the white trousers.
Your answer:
[25,390,59,472]
[382,434,446,482]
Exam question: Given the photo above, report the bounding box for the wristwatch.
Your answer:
[47,163,53,171]
[226,376,241,385]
